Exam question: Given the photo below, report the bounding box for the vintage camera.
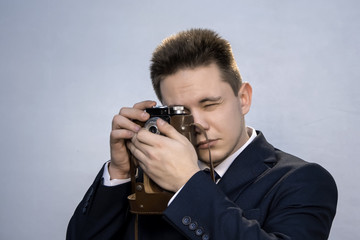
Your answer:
[128,106,197,214]
[141,106,196,146]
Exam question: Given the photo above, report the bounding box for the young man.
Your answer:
[67,29,337,239]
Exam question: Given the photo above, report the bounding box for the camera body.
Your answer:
[141,106,196,146]
[128,106,197,214]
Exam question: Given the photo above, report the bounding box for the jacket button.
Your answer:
[202,234,210,240]
[85,187,94,202]
[182,216,191,225]
[82,201,89,214]
[189,221,198,230]
[195,227,204,236]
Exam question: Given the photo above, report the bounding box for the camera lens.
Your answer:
[148,126,158,134]
[144,117,161,135]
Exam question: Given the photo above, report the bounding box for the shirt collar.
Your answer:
[198,127,257,178]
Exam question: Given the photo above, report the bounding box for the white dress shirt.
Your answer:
[102,127,257,189]
[168,127,256,204]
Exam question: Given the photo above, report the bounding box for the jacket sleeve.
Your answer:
[163,164,337,240]
[66,164,132,240]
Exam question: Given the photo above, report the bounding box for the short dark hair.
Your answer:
[150,28,242,102]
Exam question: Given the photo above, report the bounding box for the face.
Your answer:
[160,63,252,165]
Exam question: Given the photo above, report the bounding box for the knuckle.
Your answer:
[119,107,127,115]
[146,150,156,160]
[132,102,140,108]
[112,114,119,124]
[137,129,146,138]
[110,130,119,139]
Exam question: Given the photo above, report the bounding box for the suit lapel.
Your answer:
[217,131,277,202]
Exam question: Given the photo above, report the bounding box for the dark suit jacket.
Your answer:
[67,131,337,240]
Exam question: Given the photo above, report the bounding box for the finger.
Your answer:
[133,100,157,109]
[110,129,135,144]
[117,101,156,126]
[114,101,157,131]
[132,120,179,147]
[118,99,154,118]
[130,130,155,152]
[134,128,170,149]
[156,118,184,141]
[118,107,150,123]
[112,114,141,132]
[126,141,148,169]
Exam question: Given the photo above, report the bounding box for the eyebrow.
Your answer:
[166,96,223,109]
[199,96,222,103]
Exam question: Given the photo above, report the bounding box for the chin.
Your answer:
[197,149,227,165]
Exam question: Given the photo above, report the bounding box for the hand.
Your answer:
[127,118,200,192]
[109,100,156,179]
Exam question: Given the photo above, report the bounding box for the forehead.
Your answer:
[160,63,232,106]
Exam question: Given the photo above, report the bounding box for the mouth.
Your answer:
[196,139,218,149]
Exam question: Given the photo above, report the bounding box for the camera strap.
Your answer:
[127,123,214,240]
[192,123,215,181]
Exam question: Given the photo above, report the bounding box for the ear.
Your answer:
[237,82,252,115]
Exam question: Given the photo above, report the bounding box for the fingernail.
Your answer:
[141,112,149,119]
[158,118,165,126]
[133,125,141,132]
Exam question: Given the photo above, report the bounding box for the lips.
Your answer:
[196,139,218,149]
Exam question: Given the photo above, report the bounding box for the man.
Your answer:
[67,29,337,239]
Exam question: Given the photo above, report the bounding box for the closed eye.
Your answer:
[204,103,219,108]
[202,100,223,110]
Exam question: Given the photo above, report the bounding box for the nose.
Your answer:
[192,111,209,133]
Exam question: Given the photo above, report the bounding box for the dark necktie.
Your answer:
[203,168,221,183]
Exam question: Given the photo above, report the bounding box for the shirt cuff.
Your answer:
[102,161,131,186]
[168,185,184,206]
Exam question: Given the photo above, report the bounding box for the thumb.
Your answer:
[156,118,180,140]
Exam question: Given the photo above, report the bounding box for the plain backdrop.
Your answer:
[1,0,359,239]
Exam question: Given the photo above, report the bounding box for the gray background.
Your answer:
[0,0,359,239]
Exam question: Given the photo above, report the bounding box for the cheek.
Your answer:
[216,103,243,135]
